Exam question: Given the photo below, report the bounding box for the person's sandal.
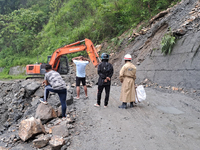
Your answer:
[94,104,100,107]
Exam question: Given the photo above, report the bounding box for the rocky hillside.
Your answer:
[92,0,200,90]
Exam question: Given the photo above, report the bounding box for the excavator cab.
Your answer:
[47,55,69,74]
[56,56,69,74]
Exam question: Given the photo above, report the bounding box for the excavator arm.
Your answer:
[49,38,100,71]
[26,38,100,75]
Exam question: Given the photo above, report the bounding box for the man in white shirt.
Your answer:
[72,56,90,99]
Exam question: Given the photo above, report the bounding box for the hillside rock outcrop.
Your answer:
[109,0,200,90]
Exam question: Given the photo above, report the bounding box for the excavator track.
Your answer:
[26,76,44,80]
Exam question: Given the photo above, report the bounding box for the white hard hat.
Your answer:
[124,54,132,60]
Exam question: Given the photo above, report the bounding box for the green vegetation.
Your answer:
[161,29,176,55]
[0,0,181,77]
[0,75,27,80]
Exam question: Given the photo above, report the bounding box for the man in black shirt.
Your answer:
[94,53,114,108]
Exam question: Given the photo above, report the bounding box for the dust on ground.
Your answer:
[68,85,200,150]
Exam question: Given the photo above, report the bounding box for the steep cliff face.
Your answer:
[109,0,200,90]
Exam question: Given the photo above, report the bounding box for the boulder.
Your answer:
[31,96,40,106]
[20,80,32,88]
[25,82,40,96]
[51,122,69,138]
[33,134,51,148]
[18,117,45,141]
[35,103,57,124]
[34,87,44,97]
[49,135,65,150]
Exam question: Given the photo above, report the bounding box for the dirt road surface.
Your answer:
[68,85,200,150]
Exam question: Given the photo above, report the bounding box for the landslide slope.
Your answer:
[87,0,200,90]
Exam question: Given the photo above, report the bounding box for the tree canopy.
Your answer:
[0,0,180,74]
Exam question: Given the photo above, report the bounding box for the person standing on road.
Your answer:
[94,53,114,108]
[118,54,136,109]
[39,64,67,118]
[72,56,90,99]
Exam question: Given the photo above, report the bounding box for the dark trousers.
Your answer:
[97,85,111,106]
[44,85,67,117]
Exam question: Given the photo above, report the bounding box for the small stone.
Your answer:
[189,11,195,14]
[172,87,179,91]
[136,62,140,65]
[67,141,71,146]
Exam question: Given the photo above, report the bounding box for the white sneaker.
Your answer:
[94,104,100,107]
[39,98,47,105]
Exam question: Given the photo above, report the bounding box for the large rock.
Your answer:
[33,134,51,148]
[18,117,45,141]
[35,103,57,123]
[49,135,65,150]
[19,80,41,97]
[51,122,69,138]
[20,80,32,88]
[34,87,44,97]
[25,82,40,96]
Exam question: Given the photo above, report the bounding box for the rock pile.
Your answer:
[0,78,76,149]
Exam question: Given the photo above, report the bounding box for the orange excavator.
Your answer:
[26,38,100,76]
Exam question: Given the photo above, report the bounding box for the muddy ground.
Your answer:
[67,85,200,150]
